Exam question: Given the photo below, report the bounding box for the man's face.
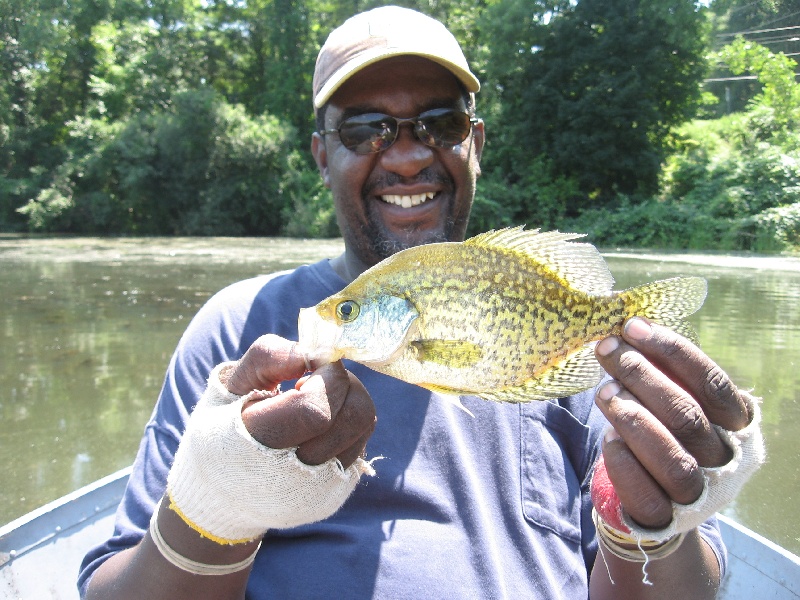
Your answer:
[312,57,484,275]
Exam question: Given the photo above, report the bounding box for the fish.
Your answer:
[297,226,707,403]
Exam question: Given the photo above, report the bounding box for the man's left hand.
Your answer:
[593,316,754,530]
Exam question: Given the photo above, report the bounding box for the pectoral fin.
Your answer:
[410,339,483,368]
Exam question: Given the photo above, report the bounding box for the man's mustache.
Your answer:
[364,169,451,195]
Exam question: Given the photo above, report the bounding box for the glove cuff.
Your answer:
[592,393,766,543]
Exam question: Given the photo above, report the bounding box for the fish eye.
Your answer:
[335,300,360,323]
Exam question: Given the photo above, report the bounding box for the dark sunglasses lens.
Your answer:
[335,110,473,154]
[418,110,472,147]
[338,114,397,154]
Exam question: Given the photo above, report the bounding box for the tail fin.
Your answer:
[618,277,707,343]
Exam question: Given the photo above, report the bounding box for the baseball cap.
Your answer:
[312,5,480,109]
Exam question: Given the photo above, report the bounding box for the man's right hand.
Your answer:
[87,334,377,600]
[225,334,377,469]
[163,333,377,540]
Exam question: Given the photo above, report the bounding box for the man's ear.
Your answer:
[472,119,485,178]
[311,133,331,189]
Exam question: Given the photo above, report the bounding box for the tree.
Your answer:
[0,0,88,229]
[483,0,710,208]
[706,0,800,114]
[18,90,306,235]
[715,36,800,140]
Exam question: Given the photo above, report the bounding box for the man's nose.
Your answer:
[378,124,435,177]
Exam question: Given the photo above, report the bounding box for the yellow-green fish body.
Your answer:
[297,227,707,403]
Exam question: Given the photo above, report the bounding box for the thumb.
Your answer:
[225,334,309,396]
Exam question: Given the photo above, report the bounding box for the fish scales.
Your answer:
[297,227,707,403]
[363,245,621,393]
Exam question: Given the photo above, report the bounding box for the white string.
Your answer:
[149,504,261,576]
[592,508,686,586]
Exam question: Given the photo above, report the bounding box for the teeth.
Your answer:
[381,192,436,208]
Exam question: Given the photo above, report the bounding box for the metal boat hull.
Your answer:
[2,468,798,599]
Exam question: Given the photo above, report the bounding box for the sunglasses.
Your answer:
[319,108,479,155]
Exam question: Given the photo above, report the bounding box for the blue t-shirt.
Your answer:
[79,259,726,599]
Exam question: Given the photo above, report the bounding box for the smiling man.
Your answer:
[312,44,483,278]
[80,7,762,600]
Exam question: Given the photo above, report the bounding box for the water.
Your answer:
[0,236,344,524]
[1,237,798,556]
[606,250,800,554]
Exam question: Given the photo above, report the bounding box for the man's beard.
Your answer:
[360,169,457,261]
[365,208,456,261]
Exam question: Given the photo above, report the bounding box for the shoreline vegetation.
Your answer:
[2,1,798,253]
[2,235,799,268]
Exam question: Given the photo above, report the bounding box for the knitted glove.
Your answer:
[166,362,374,544]
[591,393,765,542]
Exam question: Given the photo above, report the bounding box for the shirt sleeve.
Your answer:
[698,515,728,579]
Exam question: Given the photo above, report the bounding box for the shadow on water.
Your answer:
[1,236,798,555]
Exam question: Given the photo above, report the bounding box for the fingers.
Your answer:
[597,373,709,527]
[601,427,673,529]
[596,321,739,468]
[224,334,309,396]
[593,316,753,527]
[241,361,376,469]
[294,370,376,467]
[622,318,750,431]
[597,384,704,508]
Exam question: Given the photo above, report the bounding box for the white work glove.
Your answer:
[166,362,374,544]
[592,392,765,543]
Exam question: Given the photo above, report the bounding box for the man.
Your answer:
[79,7,763,599]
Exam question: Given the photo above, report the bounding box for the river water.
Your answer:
[1,236,798,556]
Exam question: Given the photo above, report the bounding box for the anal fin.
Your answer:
[478,346,605,403]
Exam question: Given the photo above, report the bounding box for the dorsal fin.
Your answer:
[465,226,614,296]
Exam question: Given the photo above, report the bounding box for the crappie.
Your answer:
[297,227,707,403]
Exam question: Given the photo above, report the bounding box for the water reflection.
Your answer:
[1,237,798,557]
[0,237,344,526]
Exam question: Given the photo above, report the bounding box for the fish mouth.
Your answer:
[297,306,343,367]
[379,191,436,208]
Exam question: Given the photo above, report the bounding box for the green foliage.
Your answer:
[280,167,339,239]
[0,0,78,229]
[18,90,302,235]
[469,156,580,235]
[712,37,800,146]
[570,109,800,252]
[566,196,723,249]
[230,0,317,137]
[561,34,800,254]
[705,0,800,115]
[3,0,800,253]
[482,0,709,206]
[745,202,800,251]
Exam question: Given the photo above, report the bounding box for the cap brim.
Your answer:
[313,50,480,109]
